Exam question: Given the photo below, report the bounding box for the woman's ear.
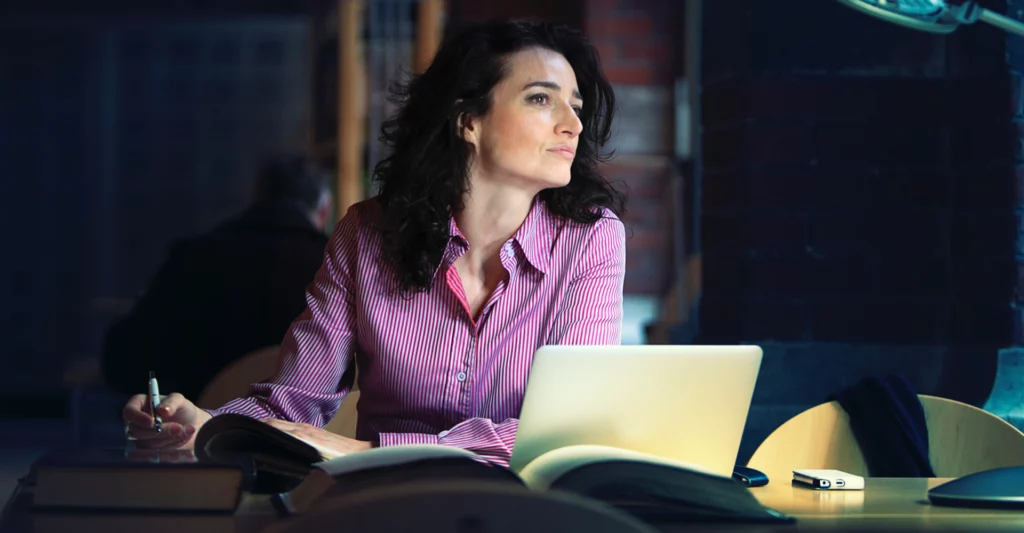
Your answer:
[459,112,479,146]
[454,100,479,145]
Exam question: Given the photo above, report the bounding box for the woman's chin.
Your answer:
[505,171,571,193]
[534,173,572,190]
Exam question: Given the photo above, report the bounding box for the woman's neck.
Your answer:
[454,183,536,266]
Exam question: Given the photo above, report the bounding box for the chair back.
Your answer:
[197,346,281,410]
[197,345,359,439]
[746,394,1024,480]
[324,389,360,438]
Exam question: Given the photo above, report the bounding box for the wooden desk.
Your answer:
[6,478,1024,532]
[664,478,1024,532]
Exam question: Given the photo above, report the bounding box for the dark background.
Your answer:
[1,0,1021,463]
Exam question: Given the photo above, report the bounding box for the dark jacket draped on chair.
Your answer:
[827,374,937,477]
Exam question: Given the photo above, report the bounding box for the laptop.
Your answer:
[509,345,762,477]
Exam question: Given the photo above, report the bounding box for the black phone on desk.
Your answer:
[733,466,769,487]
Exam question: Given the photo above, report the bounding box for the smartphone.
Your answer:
[792,469,865,490]
[733,466,769,487]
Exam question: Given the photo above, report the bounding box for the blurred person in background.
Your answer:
[101,155,333,400]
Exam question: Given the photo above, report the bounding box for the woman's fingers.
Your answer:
[127,421,196,440]
[127,421,196,450]
[261,418,291,431]
[132,433,194,450]
[122,392,203,452]
[156,392,191,420]
[123,394,156,428]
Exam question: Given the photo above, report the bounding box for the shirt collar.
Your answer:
[511,199,552,274]
[448,199,553,274]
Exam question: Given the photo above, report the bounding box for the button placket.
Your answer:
[462,336,475,382]
[460,335,474,414]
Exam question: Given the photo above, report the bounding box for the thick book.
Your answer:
[275,444,792,525]
[29,447,253,512]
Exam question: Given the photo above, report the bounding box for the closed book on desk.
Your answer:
[280,444,791,525]
[29,492,275,533]
[31,512,236,533]
[30,447,252,512]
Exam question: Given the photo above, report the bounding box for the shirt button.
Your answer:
[456,371,467,382]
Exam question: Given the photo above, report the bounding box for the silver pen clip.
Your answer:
[148,371,163,433]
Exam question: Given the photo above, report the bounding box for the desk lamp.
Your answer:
[836,0,1024,37]
[835,0,1024,510]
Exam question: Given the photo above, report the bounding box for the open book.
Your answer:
[193,414,790,524]
[193,413,347,492]
[275,444,792,525]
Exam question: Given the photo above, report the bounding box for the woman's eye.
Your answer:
[571,105,582,116]
[529,93,549,105]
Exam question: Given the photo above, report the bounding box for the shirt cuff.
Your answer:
[377,432,441,447]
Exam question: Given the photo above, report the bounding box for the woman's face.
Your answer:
[463,47,584,193]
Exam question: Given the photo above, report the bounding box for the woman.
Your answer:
[122,18,626,467]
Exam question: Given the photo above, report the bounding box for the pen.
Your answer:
[148,371,163,433]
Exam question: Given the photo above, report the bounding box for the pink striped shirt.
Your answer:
[211,198,625,466]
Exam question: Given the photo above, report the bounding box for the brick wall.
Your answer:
[583,0,676,295]
[583,0,674,86]
[698,0,1016,355]
[448,0,678,295]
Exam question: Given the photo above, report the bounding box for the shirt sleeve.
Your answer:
[206,208,361,427]
[546,211,627,345]
[376,418,519,467]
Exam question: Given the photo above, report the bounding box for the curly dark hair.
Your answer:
[372,19,626,294]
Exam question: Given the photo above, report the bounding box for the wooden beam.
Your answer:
[683,0,703,328]
[415,0,444,74]
[337,0,364,217]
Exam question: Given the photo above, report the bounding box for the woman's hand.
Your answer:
[122,392,212,450]
[261,419,374,455]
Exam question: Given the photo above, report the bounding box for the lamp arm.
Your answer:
[978,8,1024,38]
[834,0,958,33]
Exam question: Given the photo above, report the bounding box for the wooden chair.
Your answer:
[196,345,360,439]
[270,480,657,533]
[746,394,1024,480]
[196,346,281,410]
[323,389,360,438]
